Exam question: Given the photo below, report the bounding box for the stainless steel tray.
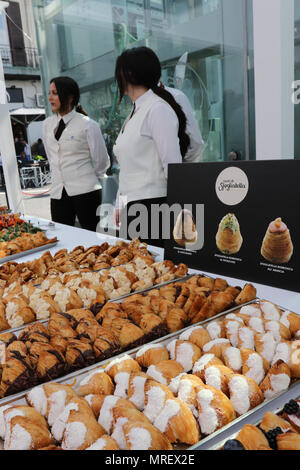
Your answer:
[207,381,300,450]
[0,296,256,406]
[0,240,59,264]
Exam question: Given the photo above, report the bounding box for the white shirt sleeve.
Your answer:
[141,102,182,177]
[86,120,110,178]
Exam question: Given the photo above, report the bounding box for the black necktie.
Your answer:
[55,118,66,141]
[129,102,136,119]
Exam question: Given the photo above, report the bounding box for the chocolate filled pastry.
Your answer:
[18,322,50,344]
[191,299,218,324]
[109,318,145,349]
[62,308,95,329]
[136,343,169,368]
[48,313,78,340]
[0,358,34,397]
[216,213,243,255]
[0,331,17,347]
[65,340,95,370]
[50,335,68,355]
[166,339,201,372]
[77,368,114,397]
[165,306,188,333]
[138,313,168,340]
[261,217,293,264]
[29,342,66,380]
[93,331,120,360]
[5,340,30,365]
[173,209,198,248]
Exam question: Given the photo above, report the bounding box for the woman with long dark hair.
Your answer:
[114,46,190,247]
[43,76,109,231]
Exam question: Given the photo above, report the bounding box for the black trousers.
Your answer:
[120,196,167,248]
[51,187,101,232]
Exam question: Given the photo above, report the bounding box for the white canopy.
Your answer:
[10,107,46,116]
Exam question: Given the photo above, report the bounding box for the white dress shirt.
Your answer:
[43,109,110,199]
[165,86,204,162]
[114,89,182,209]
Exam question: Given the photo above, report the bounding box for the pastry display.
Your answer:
[222,396,300,450]
[216,213,243,255]
[173,209,198,248]
[261,217,294,264]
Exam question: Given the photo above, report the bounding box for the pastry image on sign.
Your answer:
[261,217,293,264]
[173,209,198,248]
[216,213,243,255]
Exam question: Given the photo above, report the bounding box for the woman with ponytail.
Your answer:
[43,76,110,231]
[114,46,190,247]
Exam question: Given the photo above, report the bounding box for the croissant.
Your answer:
[0,301,10,331]
[146,360,184,386]
[77,368,114,397]
[260,411,296,433]
[240,348,269,385]
[158,285,177,303]
[175,374,204,417]
[18,322,50,344]
[191,299,217,324]
[166,307,188,333]
[26,383,77,425]
[213,278,228,291]
[121,420,173,450]
[238,303,262,317]
[48,313,77,340]
[111,319,145,349]
[238,326,256,350]
[280,311,300,336]
[202,338,231,359]
[167,340,201,372]
[192,353,224,380]
[4,415,54,450]
[60,398,106,450]
[234,424,272,450]
[179,325,211,349]
[96,395,138,434]
[264,320,291,342]
[50,335,68,355]
[29,292,60,320]
[154,398,200,445]
[144,379,174,423]
[228,374,264,416]
[254,332,277,364]
[277,432,300,450]
[208,290,235,314]
[5,297,35,328]
[206,320,226,340]
[203,364,234,396]
[221,345,242,373]
[104,355,141,380]
[260,360,291,399]
[86,435,120,450]
[65,339,95,370]
[0,331,17,347]
[53,287,84,312]
[245,316,265,334]
[136,344,169,368]
[196,385,236,435]
[93,332,120,361]
[259,300,282,321]
[234,284,257,305]
[224,319,242,347]
[126,371,150,410]
[0,358,34,397]
[174,285,190,308]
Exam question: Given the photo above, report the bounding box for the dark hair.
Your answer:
[50,76,88,116]
[115,47,190,158]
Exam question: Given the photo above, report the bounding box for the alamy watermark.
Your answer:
[97,201,204,250]
[292,80,300,104]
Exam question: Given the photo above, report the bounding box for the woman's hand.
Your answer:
[114,209,120,227]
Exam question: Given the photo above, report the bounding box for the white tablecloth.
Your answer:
[15,216,300,313]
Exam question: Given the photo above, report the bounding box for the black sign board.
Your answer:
[165,160,300,292]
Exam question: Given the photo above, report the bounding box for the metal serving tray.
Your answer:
[0,240,59,264]
[0,295,257,407]
[207,381,300,450]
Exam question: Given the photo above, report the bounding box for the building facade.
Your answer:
[0,0,45,145]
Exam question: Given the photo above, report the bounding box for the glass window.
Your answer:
[33,0,255,194]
